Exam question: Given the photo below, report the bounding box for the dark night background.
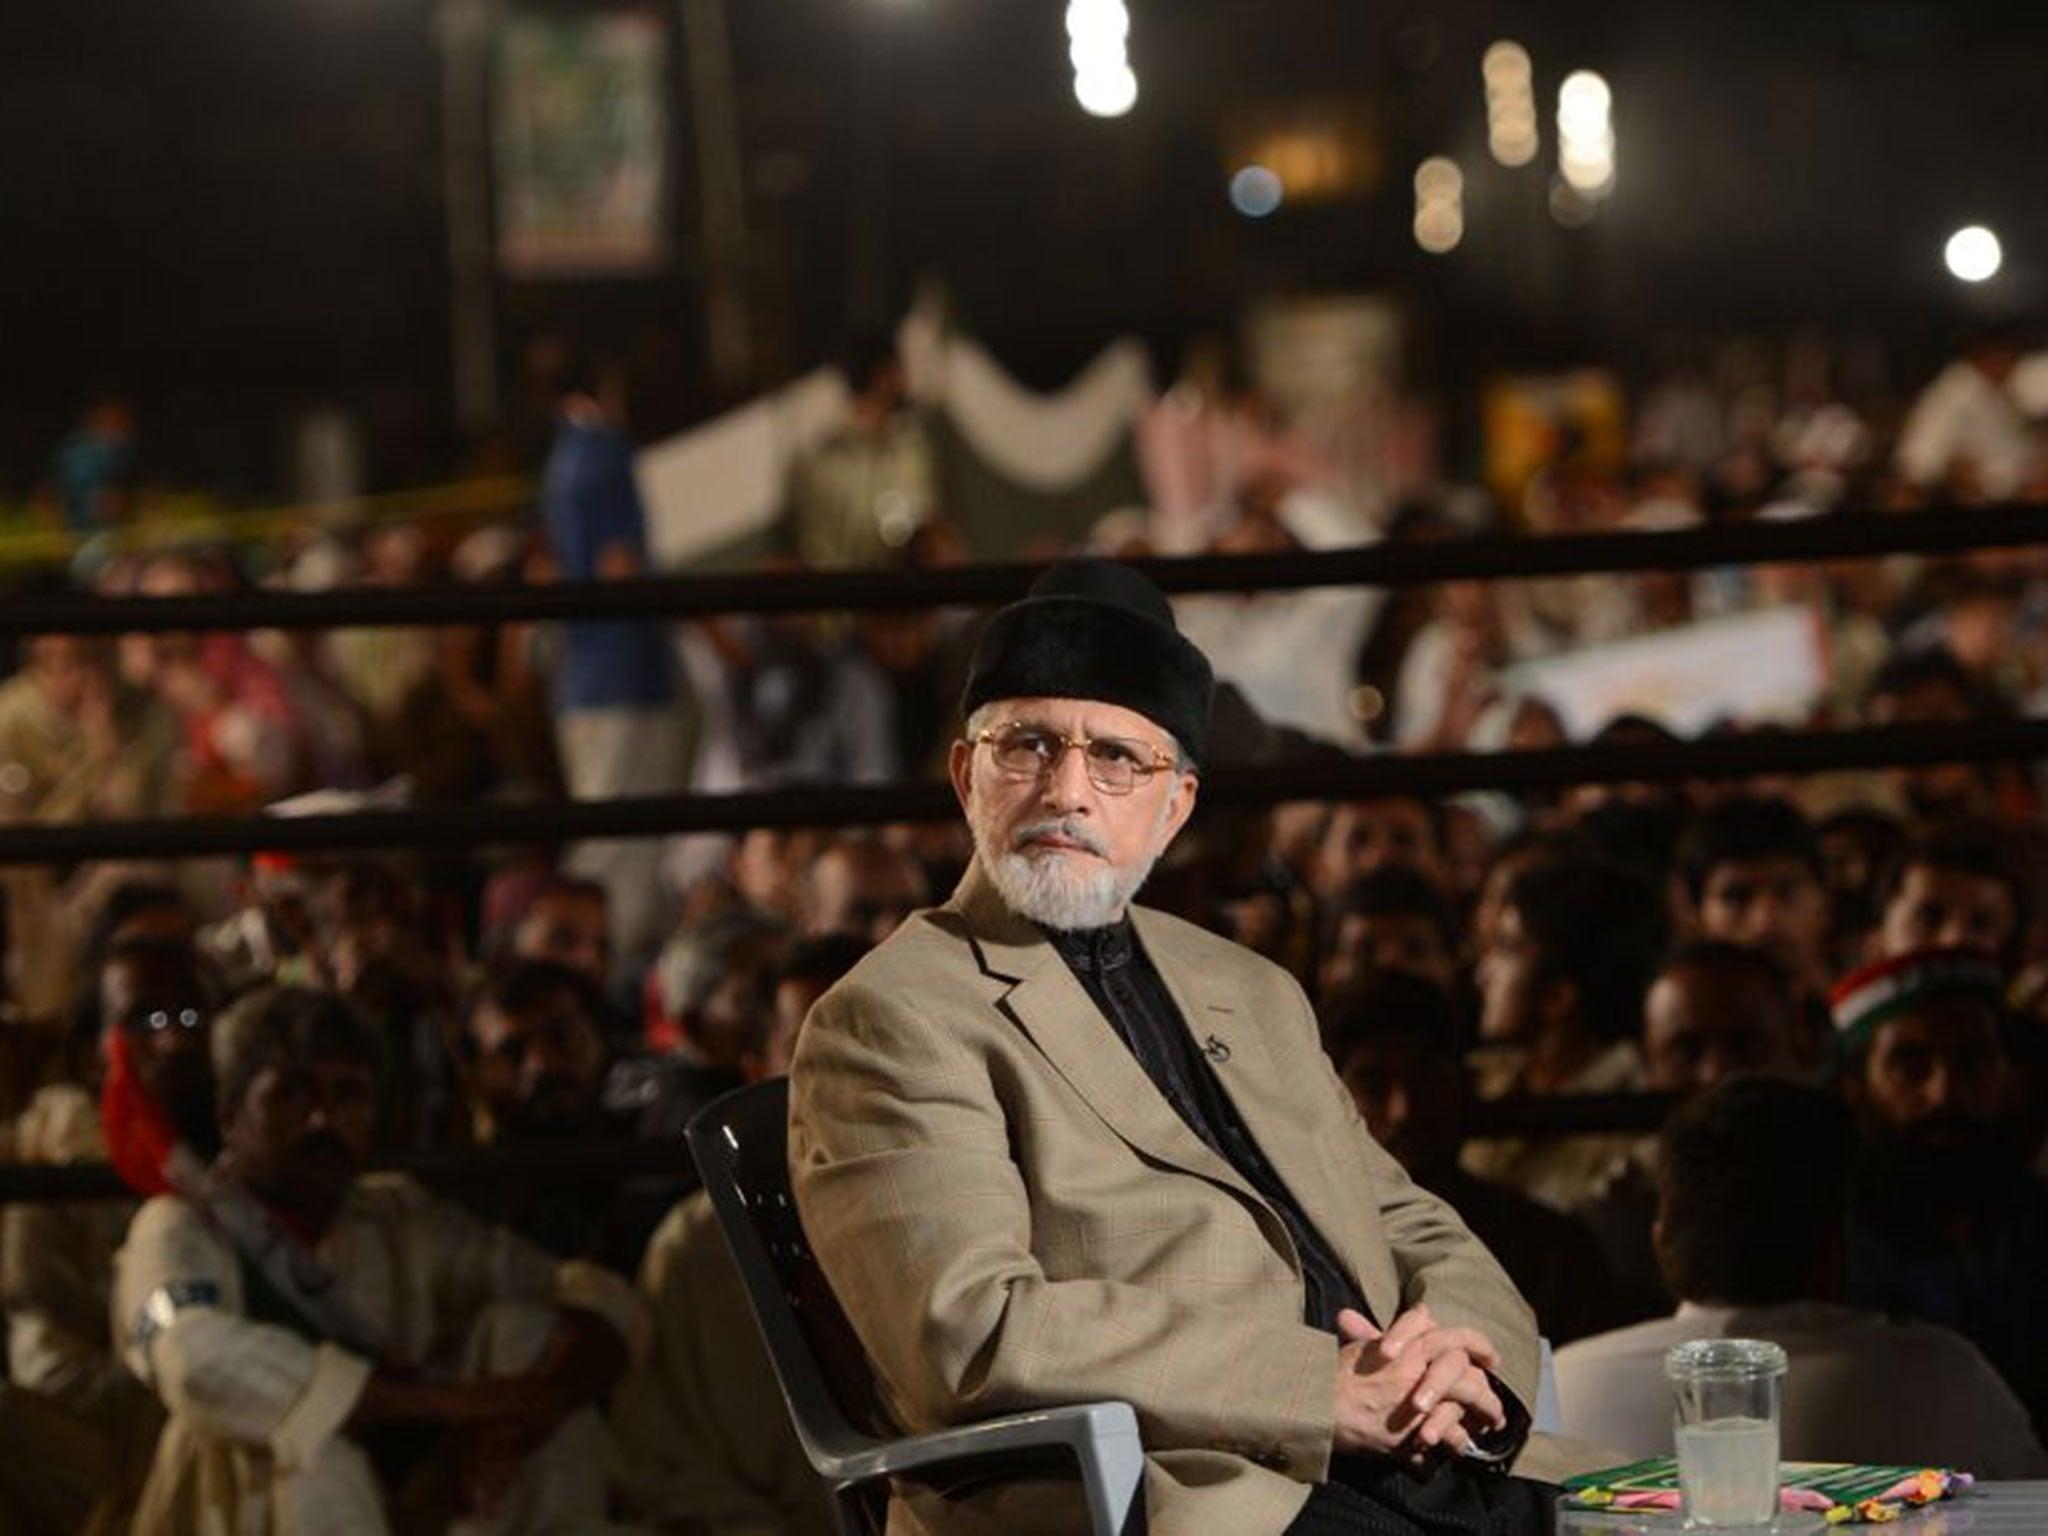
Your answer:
[3,0,2042,498]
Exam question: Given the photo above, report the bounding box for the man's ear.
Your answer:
[947,737,975,814]
[1160,770,1200,841]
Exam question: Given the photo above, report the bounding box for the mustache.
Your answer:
[1012,819,1109,857]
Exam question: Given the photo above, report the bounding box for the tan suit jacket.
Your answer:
[791,862,1553,1536]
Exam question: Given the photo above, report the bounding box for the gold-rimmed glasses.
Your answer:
[969,721,1176,795]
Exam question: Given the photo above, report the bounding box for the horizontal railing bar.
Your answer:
[0,718,2040,865]
[0,1091,1680,1204]
[5,502,2045,635]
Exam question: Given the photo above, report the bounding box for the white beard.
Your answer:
[970,804,1170,931]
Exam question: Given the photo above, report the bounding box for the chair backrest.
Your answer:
[686,1078,899,1465]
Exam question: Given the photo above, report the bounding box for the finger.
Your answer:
[1378,1303,1436,1359]
[1431,1365,1505,1434]
[1399,1324,1502,1375]
[1407,1348,1476,1419]
[1412,1399,1473,1456]
[1335,1308,1381,1345]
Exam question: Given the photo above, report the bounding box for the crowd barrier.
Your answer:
[5,501,2047,636]
[0,1091,1683,1206]
[1,504,2043,1198]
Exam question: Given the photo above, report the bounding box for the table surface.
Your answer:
[1555,1480,2048,1533]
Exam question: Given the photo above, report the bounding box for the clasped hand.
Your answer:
[1331,1302,1506,1463]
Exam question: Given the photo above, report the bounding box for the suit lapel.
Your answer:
[947,864,1256,1201]
[1134,905,1402,1325]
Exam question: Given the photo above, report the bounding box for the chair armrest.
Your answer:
[830,1401,1145,1535]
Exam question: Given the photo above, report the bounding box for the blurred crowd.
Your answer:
[3,322,2048,1530]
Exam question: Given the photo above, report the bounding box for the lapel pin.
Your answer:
[1202,1035,1231,1063]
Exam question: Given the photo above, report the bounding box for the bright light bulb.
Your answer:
[1074,64,1138,118]
[1558,70,1612,132]
[1945,225,2003,283]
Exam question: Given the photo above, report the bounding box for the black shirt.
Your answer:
[1046,919,1373,1333]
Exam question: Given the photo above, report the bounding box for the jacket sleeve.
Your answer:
[114,1197,370,1473]
[790,978,1341,1483]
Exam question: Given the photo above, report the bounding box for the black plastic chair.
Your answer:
[686,1079,1147,1536]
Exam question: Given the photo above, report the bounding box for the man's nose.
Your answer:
[1039,742,1096,810]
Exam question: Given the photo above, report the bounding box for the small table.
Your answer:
[1556,1479,2048,1533]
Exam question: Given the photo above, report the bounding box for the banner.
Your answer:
[495,11,668,277]
[1501,605,1828,739]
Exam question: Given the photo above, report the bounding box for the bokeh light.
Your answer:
[1944,225,2003,283]
[1229,165,1285,218]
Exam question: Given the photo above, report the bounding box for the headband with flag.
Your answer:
[1828,947,2004,1048]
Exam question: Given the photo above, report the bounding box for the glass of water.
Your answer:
[1665,1339,1788,1529]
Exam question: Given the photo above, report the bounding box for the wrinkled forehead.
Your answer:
[980,695,1169,744]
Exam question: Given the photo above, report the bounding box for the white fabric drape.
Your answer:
[634,328,1158,565]
[635,368,849,567]
[911,334,1154,494]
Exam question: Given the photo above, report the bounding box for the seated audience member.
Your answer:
[804,833,930,945]
[1556,1076,2046,1474]
[128,552,314,812]
[1325,972,1616,1344]
[1317,867,1463,1003]
[73,880,197,1058]
[1677,795,1833,1054]
[0,628,182,1016]
[503,874,612,986]
[1862,647,2002,820]
[610,935,868,1536]
[454,959,647,1270]
[319,864,465,1154]
[1814,807,1908,974]
[1578,942,1808,1325]
[1463,853,1668,1212]
[3,935,218,1509]
[1313,795,1451,899]
[611,910,786,1139]
[1874,821,2027,972]
[114,985,647,1535]
[484,869,641,1055]
[726,826,825,927]
[1836,947,2048,1437]
[460,960,610,1145]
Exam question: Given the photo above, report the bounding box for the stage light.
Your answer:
[1229,164,1284,218]
[1491,125,1539,168]
[1414,203,1463,254]
[1484,40,1539,168]
[1556,69,1615,197]
[1945,225,2003,283]
[1483,40,1531,87]
[1067,0,1137,119]
[1557,71,1611,137]
[1074,63,1137,118]
[1414,156,1463,202]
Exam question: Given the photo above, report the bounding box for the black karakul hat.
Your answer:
[962,559,1215,768]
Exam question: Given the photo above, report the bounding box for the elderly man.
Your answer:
[791,562,1571,1536]
[113,985,646,1535]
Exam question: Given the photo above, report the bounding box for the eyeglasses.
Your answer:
[125,1006,207,1036]
[971,722,1176,796]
